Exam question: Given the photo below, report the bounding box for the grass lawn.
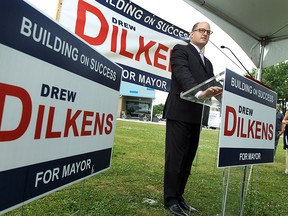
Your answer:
[5,120,288,215]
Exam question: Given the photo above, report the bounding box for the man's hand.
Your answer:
[198,86,222,100]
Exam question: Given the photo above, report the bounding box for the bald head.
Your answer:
[190,22,211,49]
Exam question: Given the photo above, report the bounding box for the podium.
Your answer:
[180,69,277,215]
[180,71,224,109]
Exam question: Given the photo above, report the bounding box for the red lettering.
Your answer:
[75,0,171,73]
[224,106,237,136]
[135,36,156,65]
[237,116,241,137]
[260,122,274,140]
[223,105,274,141]
[34,105,45,139]
[93,113,105,135]
[240,117,247,138]
[64,109,81,137]
[0,83,32,141]
[81,111,93,136]
[75,0,108,45]
[105,114,113,134]
[268,124,274,140]
[119,28,133,59]
[247,119,255,138]
[255,121,262,139]
[46,107,61,138]
[154,43,169,70]
[111,25,118,52]
[262,122,268,140]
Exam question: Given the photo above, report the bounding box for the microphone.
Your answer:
[220,45,253,77]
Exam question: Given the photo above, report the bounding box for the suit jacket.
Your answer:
[163,43,215,123]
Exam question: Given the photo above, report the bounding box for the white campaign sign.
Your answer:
[0,0,122,213]
[59,0,190,91]
[218,69,276,167]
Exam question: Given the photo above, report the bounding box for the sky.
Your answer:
[26,0,256,105]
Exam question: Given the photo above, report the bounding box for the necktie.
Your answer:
[199,50,205,64]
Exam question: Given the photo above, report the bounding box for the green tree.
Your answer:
[153,103,164,116]
[252,61,288,112]
[260,62,288,101]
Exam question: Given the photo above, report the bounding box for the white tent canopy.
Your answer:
[184,0,288,79]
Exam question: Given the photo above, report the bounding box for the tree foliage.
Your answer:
[251,62,288,112]
[259,62,288,101]
[153,103,164,116]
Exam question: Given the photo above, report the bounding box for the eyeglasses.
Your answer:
[193,28,213,35]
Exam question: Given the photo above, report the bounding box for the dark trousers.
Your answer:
[164,119,201,207]
[275,131,280,156]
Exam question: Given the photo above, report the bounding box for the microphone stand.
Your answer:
[220,45,254,78]
[221,45,272,89]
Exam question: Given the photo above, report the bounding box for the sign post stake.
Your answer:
[221,167,231,216]
[77,180,86,216]
[239,166,248,216]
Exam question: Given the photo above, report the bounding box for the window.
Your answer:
[126,101,151,117]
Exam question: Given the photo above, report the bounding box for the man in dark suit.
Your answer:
[163,22,222,216]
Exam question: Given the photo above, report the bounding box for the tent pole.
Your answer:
[256,44,265,81]
[56,0,63,21]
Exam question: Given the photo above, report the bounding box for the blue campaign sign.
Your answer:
[0,0,122,214]
[218,69,277,167]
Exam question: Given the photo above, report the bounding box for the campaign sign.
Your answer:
[0,0,122,214]
[218,69,276,167]
[59,0,190,91]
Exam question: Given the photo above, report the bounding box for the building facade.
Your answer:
[117,82,155,120]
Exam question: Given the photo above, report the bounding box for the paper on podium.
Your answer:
[180,71,224,108]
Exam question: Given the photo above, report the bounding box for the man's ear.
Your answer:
[189,32,194,39]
